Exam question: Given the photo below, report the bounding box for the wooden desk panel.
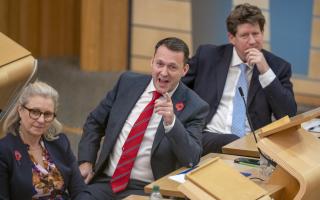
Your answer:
[145,153,282,198]
[222,134,259,158]
[144,153,216,197]
[123,195,171,200]
[123,195,148,200]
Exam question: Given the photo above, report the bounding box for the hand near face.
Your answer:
[154,93,174,126]
[245,48,269,74]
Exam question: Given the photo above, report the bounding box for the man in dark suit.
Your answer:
[77,37,209,199]
[182,3,297,154]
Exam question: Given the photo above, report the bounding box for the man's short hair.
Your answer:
[226,3,265,36]
[155,37,189,65]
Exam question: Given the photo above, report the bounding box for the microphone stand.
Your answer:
[238,87,276,167]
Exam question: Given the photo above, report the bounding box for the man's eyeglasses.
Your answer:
[22,105,56,122]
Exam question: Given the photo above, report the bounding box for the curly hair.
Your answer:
[226,3,265,36]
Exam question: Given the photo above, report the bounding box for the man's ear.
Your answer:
[182,64,189,76]
[228,32,236,45]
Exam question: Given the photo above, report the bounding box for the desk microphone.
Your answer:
[238,87,276,167]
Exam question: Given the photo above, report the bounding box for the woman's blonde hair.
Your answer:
[3,81,62,141]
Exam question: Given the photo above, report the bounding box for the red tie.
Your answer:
[111,91,161,193]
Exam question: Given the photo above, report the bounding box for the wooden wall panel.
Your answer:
[40,0,80,57]
[0,0,80,58]
[133,0,191,31]
[292,77,320,96]
[130,0,192,73]
[132,26,192,57]
[0,0,9,34]
[233,0,269,10]
[80,0,101,71]
[311,18,320,48]
[309,50,320,78]
[19,0,40,56]
[314,0,320,15]
[80,0,128,72]
[131,57,152,73]
[262,11,270,42]
[100,0,128,71]
[294,0,320,105]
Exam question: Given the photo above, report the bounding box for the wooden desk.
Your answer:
[222,134,259,158]
[123,195,170,200]
[123,195,149,200]
[145,153,282,198]
[144,153,216,197]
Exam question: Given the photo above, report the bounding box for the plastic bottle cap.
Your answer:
[153,185,160,191]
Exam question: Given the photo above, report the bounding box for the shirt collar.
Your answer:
[231,47,253,70]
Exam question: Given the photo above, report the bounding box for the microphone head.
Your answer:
[238,87,244,97]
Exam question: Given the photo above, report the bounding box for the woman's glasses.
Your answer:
[22,105,56,122]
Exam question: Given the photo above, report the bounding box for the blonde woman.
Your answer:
[0,81,85,200]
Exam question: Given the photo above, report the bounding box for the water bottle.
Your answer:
[259,154,274,179]
[150,185,163,200]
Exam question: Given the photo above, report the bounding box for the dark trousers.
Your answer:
[76,174,149,200]
[202,131,239,155]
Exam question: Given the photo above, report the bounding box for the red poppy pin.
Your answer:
[175,102,185,111]
[14,150,22,162]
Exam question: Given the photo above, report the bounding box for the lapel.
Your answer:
[151,82,187,155]
[11,134,34,196]
[96,75,152,170]
[215,45,233,103]
[108,75,152,145]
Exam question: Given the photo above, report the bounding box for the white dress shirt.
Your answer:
[205,47,276,135]
[104,80,177,182]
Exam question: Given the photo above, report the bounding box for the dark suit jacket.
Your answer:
[182,44,297,130]
[78,72,209,180]
[0,133,85,200]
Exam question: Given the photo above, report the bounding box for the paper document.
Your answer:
[168,167,197,183]
[302,118,320,133]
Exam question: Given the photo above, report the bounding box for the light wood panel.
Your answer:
[0,0,9,34]
[132,26,192,57]
[131,57,151,74]
[130,0,192,73]
[19,0,40,56]
[262,11,270,42]
[311,18,320,48]
[295,93,320,106]
[133,0,191,31]
[292,77,320,96]
[263,42,270,51]
[80,0,102,71]
[100,0,128,71]
[233,0,269,10]
[40,0,80,57]
[314,0,320,15]
[308,50,320,78]
[80,0,128,71]
[0,0,80,58]
[258,108,320,200]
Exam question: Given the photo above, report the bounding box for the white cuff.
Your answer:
[164,115,176,133]
[259,68,276,88]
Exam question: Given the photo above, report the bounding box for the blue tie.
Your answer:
[231,63,248,137]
